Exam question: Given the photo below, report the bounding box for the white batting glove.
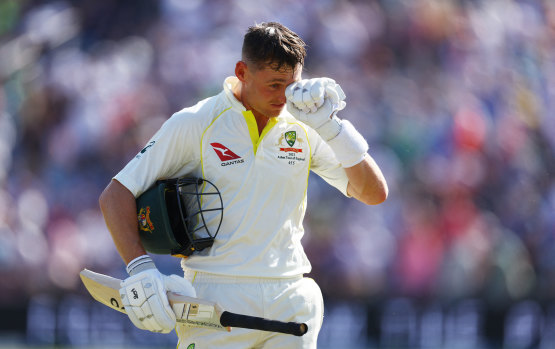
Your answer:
[285,78,346,141]
[119,255,196,333]
[287,78,369,168]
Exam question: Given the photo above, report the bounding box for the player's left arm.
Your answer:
[344,154,388,205]
[286,78,388,205]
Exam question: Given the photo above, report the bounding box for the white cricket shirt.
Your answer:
[115,77,349,278]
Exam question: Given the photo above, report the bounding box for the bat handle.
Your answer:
[220,311,308,336]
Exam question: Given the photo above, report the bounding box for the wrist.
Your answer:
[326,119,369,167]
[126,255,156,276]
[315,114,342,141]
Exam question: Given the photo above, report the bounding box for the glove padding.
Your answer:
[119,269,196,333]
[286,78,346,141]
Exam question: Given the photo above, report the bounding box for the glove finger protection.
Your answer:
[165,274,197,298]
[284,81,296,104]
[287,78,340,110]
[301,85,317,112]
[286,80,314,119]
[325,83,346,111]
[291,81,311,113]
[304,78,327,112]
[286,77,346,140]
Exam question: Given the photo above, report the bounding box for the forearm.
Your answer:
[345,154,388,205]
[99,179,146,264]
[324,120,388,205]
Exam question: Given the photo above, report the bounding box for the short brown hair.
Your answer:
[242,22,306,71]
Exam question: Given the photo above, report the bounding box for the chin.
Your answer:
[269,106,285,117]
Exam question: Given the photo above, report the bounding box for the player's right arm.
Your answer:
[98,111,205,333]
[99,178,145,265]
[99,178,198,334]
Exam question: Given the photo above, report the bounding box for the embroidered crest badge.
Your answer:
[285,131,296,147]
[138,206,154,233]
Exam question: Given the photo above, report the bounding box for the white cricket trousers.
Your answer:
[176,270,324,349]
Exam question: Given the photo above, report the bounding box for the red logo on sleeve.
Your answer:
[210,143,241,161]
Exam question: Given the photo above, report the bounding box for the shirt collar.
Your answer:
[223,76,247,112]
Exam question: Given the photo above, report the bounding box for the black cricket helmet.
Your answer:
[136,177,223,257]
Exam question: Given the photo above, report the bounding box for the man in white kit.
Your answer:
[99,21,388,348]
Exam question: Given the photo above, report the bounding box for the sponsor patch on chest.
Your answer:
[210,143,245,166]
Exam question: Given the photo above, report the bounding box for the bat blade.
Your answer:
[79,269,307,336]
[79,269,126,313]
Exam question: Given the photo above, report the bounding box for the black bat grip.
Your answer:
[220,311,308,336]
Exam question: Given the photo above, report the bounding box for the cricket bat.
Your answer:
[80,269,308,336]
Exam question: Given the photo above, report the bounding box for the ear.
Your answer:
[235,61,248,82]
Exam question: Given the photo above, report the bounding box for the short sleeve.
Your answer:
[114,113,203,197]
[309,129,350,197]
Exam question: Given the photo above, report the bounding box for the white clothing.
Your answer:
[114,76,348,278]
[176,272,324,349]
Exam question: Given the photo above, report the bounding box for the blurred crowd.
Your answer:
[0,0,554,340]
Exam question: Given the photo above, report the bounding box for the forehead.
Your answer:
[253,63,302,82]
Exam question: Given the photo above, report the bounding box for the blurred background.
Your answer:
[0,0,554,348]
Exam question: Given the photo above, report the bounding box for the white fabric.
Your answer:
[285,78,346,141]
[327,119,369,168]
[126,254,155,276]
[176,272,323,349]
[114,76,349,278]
